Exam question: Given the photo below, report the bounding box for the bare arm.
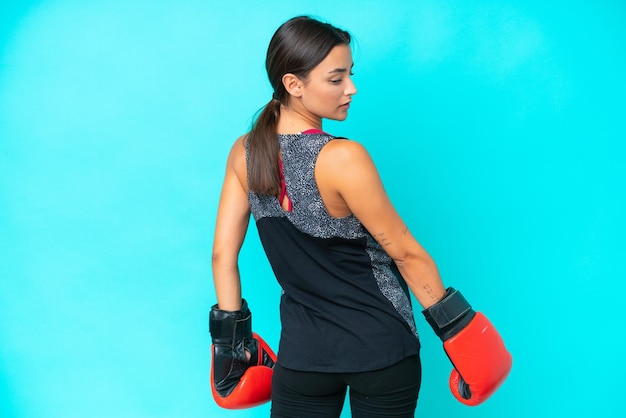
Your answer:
[316,140,446,309]
[212,136,250,311]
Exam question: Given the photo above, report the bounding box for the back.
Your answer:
[248,131,420,373]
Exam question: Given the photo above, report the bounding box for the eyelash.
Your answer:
[330,72,355,84]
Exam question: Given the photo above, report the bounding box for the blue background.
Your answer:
[1,1,624,417]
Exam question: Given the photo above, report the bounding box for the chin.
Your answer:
[329,114,349,122]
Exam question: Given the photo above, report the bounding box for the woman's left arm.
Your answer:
[318,140,512,406]
[318,139,446,309]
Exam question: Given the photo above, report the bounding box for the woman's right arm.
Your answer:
[212,136,251,311]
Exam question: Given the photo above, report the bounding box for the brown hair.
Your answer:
[247,16,351,195]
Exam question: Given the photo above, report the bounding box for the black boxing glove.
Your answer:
[209,299,277,409]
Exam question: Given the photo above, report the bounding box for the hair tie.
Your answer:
[272,92,279,101]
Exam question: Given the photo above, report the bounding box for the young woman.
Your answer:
[210,16,511,418]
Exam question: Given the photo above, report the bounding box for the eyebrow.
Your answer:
[328,64,354,74]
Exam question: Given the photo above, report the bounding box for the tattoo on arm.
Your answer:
[374,232,392,247]
[423,284,440,303]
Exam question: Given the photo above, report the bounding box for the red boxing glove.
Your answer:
[210,300,277,409]
[423,288,512,406]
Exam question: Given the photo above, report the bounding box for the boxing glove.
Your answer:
[210,299,277,409]
[423,288,512,406]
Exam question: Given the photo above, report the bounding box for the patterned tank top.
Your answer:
[247,130,419,372]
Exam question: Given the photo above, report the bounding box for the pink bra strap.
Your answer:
[301,128,327,135]
[278,159,293,211]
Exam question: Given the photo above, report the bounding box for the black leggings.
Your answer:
[270,355,421,418]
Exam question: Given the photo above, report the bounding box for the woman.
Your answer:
[210,16,511,418]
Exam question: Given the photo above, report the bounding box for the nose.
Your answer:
[346,76,357,96]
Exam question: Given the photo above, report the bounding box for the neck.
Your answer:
[276,103,322,134]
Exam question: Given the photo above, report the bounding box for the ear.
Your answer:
[282,73,304,98]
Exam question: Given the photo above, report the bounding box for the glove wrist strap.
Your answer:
[422,287,476,341]
[209,299,253,344]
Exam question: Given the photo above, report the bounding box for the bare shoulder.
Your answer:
[318,138,374,169]
[228,134,247,161]
[226,134,246,166]
[227,134,248,189]
[316,138,382,205]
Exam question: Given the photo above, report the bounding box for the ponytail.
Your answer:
[247,98,282,196]
[247,16,351,196]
